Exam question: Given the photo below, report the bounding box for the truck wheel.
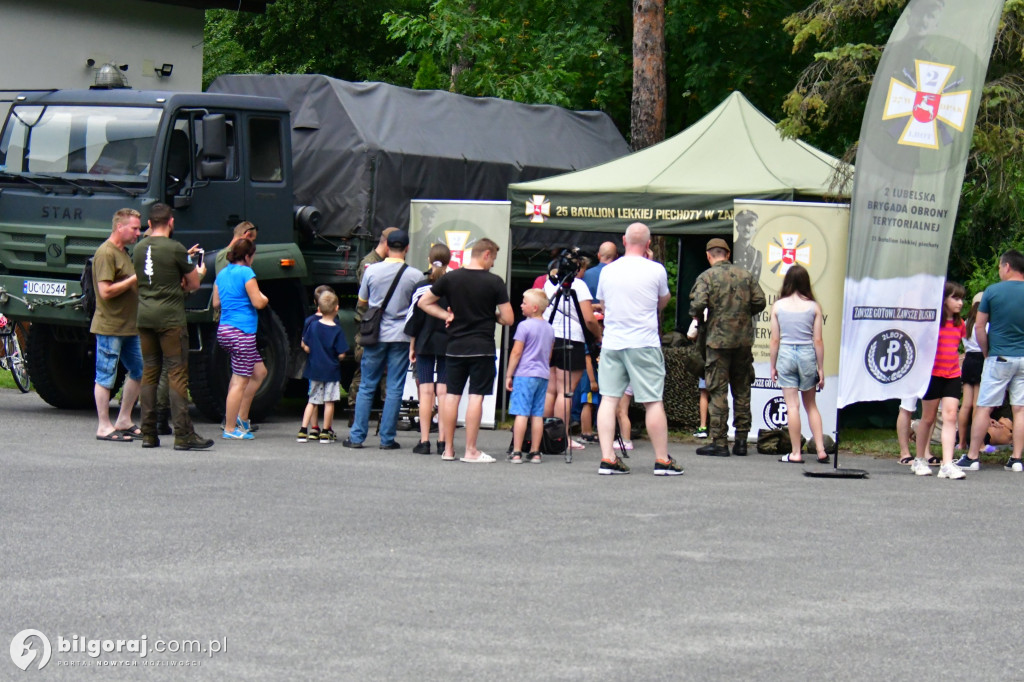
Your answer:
[189,309,289,423]
[27,324,96,409]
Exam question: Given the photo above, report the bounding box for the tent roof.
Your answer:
[509,91,845,197]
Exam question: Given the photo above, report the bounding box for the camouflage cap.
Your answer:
[706,238,730,252]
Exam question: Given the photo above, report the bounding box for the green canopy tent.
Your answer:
[508,91,848,236]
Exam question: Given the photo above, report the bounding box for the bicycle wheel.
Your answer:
[4,331,31,393]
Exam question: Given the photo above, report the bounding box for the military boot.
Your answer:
[156,409,172,436]
[696,442,730,457]
[732,432,749,456]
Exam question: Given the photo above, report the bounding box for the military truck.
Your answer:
[0,75,628,421]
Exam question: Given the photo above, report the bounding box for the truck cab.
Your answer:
[0,88,312,417]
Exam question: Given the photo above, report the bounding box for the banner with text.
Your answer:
[837,0,1002,406]
[735,200,849,439]
[407,200,512,428]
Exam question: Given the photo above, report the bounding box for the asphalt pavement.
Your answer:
[3,388,1023,681]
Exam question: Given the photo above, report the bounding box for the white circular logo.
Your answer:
[10,629,51,671]
[762,396,789,429]
[865,329,916,384]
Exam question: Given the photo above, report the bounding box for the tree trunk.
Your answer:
[630,0,666,152]
[450,2,477,90]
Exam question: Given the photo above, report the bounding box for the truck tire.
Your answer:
[189,309,289,423]
[27,324,97,409]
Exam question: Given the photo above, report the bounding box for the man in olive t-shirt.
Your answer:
[91,208,143,442]
[132,203,212,450]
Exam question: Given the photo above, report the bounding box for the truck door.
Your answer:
[163,111,243,256]
[243,115,292,243]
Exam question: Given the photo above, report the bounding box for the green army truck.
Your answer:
[0,75,628,421]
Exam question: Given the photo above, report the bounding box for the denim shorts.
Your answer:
[978,355,1024,407]
[776,344,817,391]
[94,334,143,389]
[509,376,547,417]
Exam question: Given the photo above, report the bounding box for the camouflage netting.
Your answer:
[662,347,700,427]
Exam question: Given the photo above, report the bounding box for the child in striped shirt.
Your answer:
[912,280,966,479]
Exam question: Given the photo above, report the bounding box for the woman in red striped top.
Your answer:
[912,280,966,479]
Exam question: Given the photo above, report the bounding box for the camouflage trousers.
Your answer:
[705,346,754,446]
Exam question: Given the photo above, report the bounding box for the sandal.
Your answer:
[117,424,142,438]
[529,452,542,463]
[778,453,804,463]
[898,456,914,465]
[817,454,830,464]
[927,456,941,466]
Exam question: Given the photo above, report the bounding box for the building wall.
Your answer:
[0,0,204,94]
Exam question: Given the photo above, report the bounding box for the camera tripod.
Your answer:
[546,275,626,462]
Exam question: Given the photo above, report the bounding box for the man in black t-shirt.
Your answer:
[418,238,513,463]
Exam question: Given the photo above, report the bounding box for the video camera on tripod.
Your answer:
[551,247,586,286]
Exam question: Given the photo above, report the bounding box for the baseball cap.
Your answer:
[387,229,410,249]
[706,238,730,252]
[972,292,983,305]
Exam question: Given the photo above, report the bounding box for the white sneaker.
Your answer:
[614,440,633,451]
[938,463,966,479]
[569,438,586,450]
[911,458,932,476]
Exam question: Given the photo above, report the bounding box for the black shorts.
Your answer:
[446,355,496,395]
[961,351,983,385]
[922,375,962,401]
[550,340,586,372]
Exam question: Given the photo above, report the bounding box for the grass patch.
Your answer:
[0,372,19,391]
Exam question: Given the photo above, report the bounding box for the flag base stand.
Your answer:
[804,414,868,479]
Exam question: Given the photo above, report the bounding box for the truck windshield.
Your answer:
[0,105,160,186]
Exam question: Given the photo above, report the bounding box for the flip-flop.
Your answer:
[817,455,830,464]
[778,453,804,463]
[118,424,142,438]
[97,431,134,442]
[441,454,456,461]
[460,453,496,463]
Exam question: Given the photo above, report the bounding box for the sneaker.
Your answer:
[614,440,633,451]
[693,426,709,439]
[955,453,980,470]
[308,427,321,441]
[938,463,966,479]
[412,441,432,454]
[342,437,362,448]
[911,458,932,476]
[237,416,259,433]
[173,432,214,451]
[569,438,586,450]
[508,451,524,464]
[296,428,308,443]
[222,428,254,440]
[598,457,631,475]
[1004,458,1023,472]
[320,428,337,444]
[380,441,402,450]
[529,451,542,463]
[653,456,684,476]
[436,440,445,455]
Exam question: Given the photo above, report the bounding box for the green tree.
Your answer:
[777,0,1024,282]
[382,0,633,125]
[203,1,428,89]
[664,1,812,134]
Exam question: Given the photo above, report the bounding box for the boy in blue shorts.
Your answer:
[505,288,555,463]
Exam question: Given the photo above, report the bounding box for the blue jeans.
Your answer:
[350,341,410,445]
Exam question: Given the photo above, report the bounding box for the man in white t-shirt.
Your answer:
[594,222,681,476]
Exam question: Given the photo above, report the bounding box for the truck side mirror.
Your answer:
[200,114,227,180]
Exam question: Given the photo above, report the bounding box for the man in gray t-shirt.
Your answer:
[345,229,422,449]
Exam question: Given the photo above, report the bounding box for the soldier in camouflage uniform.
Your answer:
[689,238,766,456]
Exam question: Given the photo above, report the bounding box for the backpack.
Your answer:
[756,427,806,455]
[80,256,96,319]
[508,417,568,455]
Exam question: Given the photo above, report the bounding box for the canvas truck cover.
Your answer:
[208,74,630,239]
